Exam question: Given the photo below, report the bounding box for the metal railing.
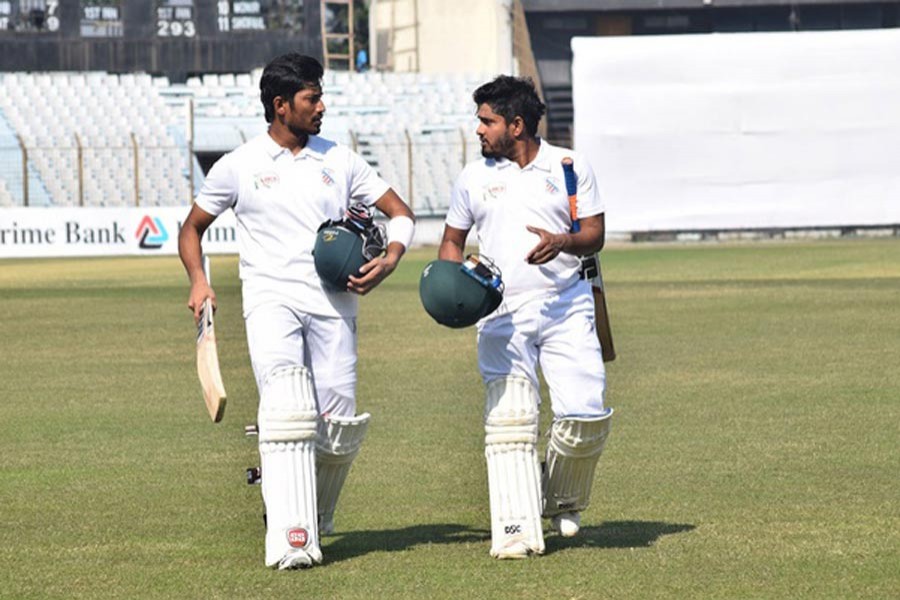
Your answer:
[0,128,480,214]
[0,136,197,208]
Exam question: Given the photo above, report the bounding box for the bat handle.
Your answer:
[561,158,579,232]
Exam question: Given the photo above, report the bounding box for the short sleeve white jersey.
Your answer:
[195,133,390,318]
[445,140,603,312]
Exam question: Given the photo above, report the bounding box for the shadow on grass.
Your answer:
[320,520,694,563]
[546,520,696,554]
[322,524,487,563]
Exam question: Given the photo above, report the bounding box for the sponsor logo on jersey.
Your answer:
[321,168,336,186]
[253,171,279,189]
[286,527,309,548]
[482,182,506,201]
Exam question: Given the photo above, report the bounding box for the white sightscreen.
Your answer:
[572,29,900,233]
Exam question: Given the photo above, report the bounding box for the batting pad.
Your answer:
[484,376,545,558]
[315,412,371,535]
[542,410,613,518]
[258,366,322,567]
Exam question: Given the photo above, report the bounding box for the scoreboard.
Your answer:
[0,0,320,78]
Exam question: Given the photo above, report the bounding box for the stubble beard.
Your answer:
[481,132,515,159]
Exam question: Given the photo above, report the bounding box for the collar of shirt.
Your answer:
[493,138,552,173]
[260,133,326,162]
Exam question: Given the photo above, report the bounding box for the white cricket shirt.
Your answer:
[445,140,604,314]
[195,133,390,318]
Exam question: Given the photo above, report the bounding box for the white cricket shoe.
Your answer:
[492,542,530,559]
[551,512,581,537]
[492,541,539,559]
[277,548,321,570]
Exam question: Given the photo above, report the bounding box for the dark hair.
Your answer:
[473,76,546,137]
[260,53,324,123]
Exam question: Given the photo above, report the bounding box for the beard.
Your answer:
[480,132,515,159]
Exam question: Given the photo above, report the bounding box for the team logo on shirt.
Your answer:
[321,168,336,186]
[482,182,506,201]
[253,171,279,189]
[545,177,561,194]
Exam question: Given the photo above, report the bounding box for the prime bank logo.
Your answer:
[136,216,169,250]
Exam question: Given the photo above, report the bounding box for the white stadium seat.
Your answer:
[0,69,488,212]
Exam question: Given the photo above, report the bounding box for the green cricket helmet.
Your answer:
[419,255,504,328]
[313,203,386,292]
[313,224,365,291]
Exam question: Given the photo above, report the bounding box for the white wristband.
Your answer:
[387,215,415,249]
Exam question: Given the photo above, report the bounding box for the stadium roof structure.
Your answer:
[522,0,894,10]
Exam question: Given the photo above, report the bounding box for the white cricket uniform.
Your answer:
[195,133,390,416]
[445,140,607,418]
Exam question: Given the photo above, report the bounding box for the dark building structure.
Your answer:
[0,0,321,81]
[521,0,900,144]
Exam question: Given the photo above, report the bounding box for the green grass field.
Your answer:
[1,239,898,599]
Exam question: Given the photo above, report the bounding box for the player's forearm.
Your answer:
[560,229,605,257]
[438,239,465,262]
[385,242,406,268]
[178,223,207,285]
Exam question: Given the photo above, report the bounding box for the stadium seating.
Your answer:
[0,69,491,213]
[0,71,198,208]
[157,68,488,214]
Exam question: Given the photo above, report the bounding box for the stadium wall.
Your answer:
[572,28,900,234]
[369,0,515,74]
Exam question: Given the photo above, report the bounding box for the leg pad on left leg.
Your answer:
[542,410,613,523]
[315,412,370,535]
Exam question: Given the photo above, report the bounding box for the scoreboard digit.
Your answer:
[157,0,196,37]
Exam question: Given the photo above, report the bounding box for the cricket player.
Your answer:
[178,53,415,569]
[437,76,613,558]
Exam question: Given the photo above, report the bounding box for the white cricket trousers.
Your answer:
[477,280,607,419]
[244,302,358,417]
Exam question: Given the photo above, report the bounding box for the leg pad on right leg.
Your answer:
[258,365,322,568]
[484,376,545,558]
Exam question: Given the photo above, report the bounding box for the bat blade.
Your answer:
[196,258,226,422]
[587,255,616,363]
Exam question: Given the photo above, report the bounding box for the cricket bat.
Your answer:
[196,255,227,422]
[561,158,617,363]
